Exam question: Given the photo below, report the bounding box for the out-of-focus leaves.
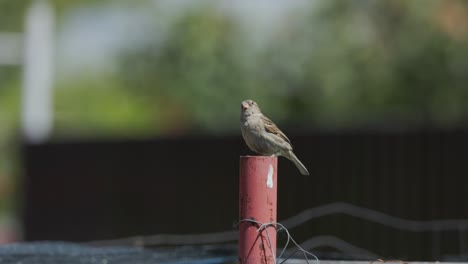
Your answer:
[258,0,468,127]
[118,7,262,133]
[5,0,468,137]
[0,69,21,217]
[54,77,161,138]
[0,0,30,31]
[112,0,468,133]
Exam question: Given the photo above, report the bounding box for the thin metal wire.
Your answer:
[238,219,320,264]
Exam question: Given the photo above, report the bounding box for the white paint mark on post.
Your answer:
[266,164,274,188]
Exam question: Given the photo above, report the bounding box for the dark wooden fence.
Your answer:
[21,128,468,260]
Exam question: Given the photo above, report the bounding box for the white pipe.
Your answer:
[22,0,55,143]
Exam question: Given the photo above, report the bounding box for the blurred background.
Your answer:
[1,0,468,262]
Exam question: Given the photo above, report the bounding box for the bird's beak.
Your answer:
[241,102,249,110]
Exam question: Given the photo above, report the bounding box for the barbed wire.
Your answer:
[237,218,320,264]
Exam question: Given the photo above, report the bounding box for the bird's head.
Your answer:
[241,99,261,116]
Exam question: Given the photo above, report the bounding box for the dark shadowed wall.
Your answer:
[21,128,468,260]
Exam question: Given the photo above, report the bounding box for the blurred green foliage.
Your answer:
[1,0,468,139]
[0,0,28,31]
[57,0,468,137]
[0,0,468,137]
[118,8,264,134]
[254,0,468,127]
[52,0,468,137]
[55,77,159,137]
[0,67,20,223]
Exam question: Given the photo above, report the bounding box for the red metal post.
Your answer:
[239,156,277,264]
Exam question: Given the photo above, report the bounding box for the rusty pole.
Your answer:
[239,156,277,264]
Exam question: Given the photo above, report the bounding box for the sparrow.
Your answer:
[240,99,309,175]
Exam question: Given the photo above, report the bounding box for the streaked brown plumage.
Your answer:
[240,99,309,175]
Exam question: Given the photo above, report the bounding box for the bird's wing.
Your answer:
[261,115,291,145]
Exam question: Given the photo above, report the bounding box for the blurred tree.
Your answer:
[118,7,265,134]
[21,0,468,137]
[0,0,29,31]
[0,0,27,240]
[54,77,158,137]
[262,0,468,127]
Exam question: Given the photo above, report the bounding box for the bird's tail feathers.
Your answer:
[286,151,309,175]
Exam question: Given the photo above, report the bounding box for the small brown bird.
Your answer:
[240,99,309,175]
